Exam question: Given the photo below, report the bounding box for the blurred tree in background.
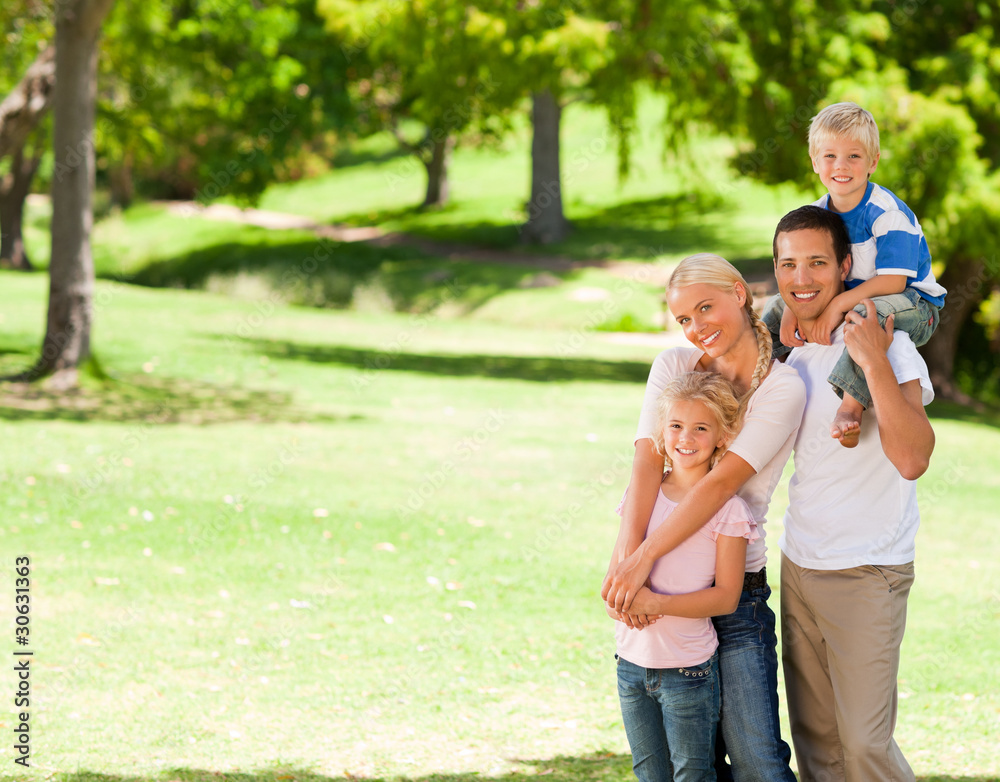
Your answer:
[0,0,998,395]
[0,1,53,270]
[317,0,510,209]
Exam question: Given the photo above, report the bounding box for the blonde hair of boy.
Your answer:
[667,253,773,425]
[652,372,741,470]
[808,102,880,162]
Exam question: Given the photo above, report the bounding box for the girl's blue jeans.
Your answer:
[617,652,720,782]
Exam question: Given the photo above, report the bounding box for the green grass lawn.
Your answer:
[0,271,997,782]
[5,88,997,781]
[21,92,808,338]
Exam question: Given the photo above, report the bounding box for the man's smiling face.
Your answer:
[774,227,852,325]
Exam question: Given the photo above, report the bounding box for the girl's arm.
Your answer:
[603,452,756,612]
[628,534,748,618]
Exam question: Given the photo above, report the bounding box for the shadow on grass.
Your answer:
[362,191,776,272]
[238,338,652,384]
[47,757,993,782]
[926,398,1000,431]
[331,143,412,170]
[120,236,561,315]
[371,191,743,261]
[0,367,342,425]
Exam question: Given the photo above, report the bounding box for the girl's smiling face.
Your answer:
[667,282,749,358]
[660,398,725,473]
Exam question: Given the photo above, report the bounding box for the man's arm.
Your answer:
[602,452,757,612]
[844,300,935,479]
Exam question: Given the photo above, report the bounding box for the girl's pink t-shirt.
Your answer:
[615,488,758,669]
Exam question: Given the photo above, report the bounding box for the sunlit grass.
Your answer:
[0,271,997,779]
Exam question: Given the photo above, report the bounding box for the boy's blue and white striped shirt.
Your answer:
[814,181,946,308]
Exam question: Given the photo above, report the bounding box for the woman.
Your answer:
[602,254,803,782]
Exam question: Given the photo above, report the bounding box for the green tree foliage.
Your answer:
[96,0,355,205]
[0,2,53,270]
[317,0,509,207]
[0,1,52,87]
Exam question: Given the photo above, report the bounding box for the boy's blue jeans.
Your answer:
[617,652,720,782]
[761,289,940,409]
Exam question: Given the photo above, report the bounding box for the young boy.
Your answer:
[762,102,946,447]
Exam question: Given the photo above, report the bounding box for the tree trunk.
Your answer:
[919,254,987,402]
[0,45,55,160]
[0,144,42,271]
[421,135,452,208]
[521,89,571,245]
[29,0,116,387]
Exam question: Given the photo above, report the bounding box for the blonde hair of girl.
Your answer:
[652,372,741,470]
[667,253,773,423]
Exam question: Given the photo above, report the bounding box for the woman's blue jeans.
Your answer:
[617,653,720,782]
[712,583,796,782]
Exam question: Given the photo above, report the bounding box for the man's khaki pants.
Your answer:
[780,553,916,782]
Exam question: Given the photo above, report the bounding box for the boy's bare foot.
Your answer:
[831,401,863,448]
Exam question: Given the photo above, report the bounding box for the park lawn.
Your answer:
[0,272,996,782]
[15,91,812,287]
[256,95,816,264]
[28,200,676,333]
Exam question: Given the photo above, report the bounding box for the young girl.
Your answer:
[609,372,758,782]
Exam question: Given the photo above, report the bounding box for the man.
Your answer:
[773,205,935,781]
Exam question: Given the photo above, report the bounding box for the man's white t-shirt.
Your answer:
[635,348,806,573]
[779,327,934,570]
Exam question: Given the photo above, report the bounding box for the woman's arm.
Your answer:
[600,439,664,629]
[603,452,757,612]
[629,535,748,618]
[604,439,663,573]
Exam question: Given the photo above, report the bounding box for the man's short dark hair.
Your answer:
[772,206,851,266]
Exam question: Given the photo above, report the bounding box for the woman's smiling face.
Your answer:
[667,282,748,357]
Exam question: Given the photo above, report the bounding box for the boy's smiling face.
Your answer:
[811,135,879,213]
